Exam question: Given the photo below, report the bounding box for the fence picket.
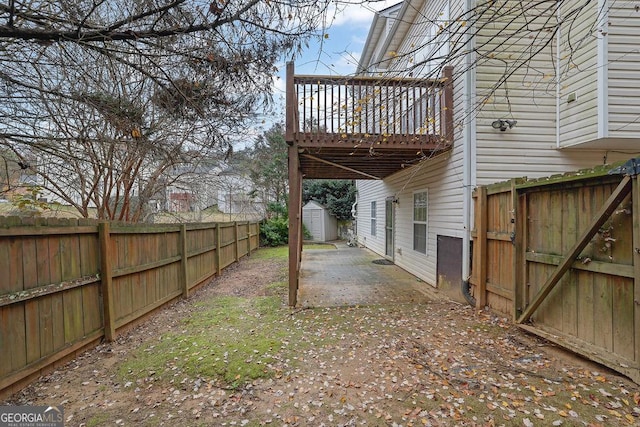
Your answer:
[1,219,260,398]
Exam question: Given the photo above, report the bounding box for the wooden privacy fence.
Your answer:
[0,218,260,397]
[471,160,639,382]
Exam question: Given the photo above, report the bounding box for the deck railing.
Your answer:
[286,64,454,146]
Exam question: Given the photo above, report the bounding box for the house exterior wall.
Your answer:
[557,0,599,147]
[356,180,387,256]
[355,0,639,302]
[356,148,465,296]
[356,0,468,300]
[608,1,640,138]
[474,0,634,185]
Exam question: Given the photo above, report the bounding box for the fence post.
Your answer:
[99,222,116,342]
[235,222,240,261]
[512,179,524,321]
[180,224,189,298]
[247,222,251,256]
[215,224,222,275]
[475,186,488,309]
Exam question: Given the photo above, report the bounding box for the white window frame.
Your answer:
[370,201,377,237]
[413,190,428,254]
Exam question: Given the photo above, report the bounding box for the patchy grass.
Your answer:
[118,294,299,389]
[265,280,287,295]
[12,244,640,427]
[251,246,288,260]
[304,243,336,250]
[85,413,111,427]
[251,242,335,261]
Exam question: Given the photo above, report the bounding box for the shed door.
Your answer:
[310,210,322,240]
[385,199,394,259]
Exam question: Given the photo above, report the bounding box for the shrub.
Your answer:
[260,217,289,246]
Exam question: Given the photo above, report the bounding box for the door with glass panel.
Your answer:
[385,199,394,259]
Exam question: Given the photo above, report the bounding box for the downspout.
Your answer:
[461,0,476,306]
[556,3,561,148]
[596,0,609,139]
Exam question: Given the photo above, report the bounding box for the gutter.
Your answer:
[556,4,561,148]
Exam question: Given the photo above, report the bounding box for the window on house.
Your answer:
[370,201,377,236]
[413,191,428,253]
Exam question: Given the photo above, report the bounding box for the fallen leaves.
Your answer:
[5,259,640,427]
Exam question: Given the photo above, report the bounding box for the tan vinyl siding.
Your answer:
[355,72,467,287]
[475,0,558,183]
[356,149,464,287]
[558,0,599,147]
[369,0,465,286]
[355,180,388,256]
[355,0,637,295]
[608,2,640,136]
[472,0,633,183]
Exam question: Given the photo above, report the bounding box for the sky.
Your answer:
[289,3,379,75]
[258,1,395,132]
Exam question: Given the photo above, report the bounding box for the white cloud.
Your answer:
[330,50,362,74]
[326,1,397,28]
[327,4,375,28]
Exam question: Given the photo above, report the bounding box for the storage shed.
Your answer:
[302,201,338,242]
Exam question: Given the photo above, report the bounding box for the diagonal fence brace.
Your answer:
[517,175,633,324]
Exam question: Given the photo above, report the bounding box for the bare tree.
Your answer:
[0,0,335,219]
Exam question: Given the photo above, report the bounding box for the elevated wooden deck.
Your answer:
[286,64,454,180]
[286,62,454,305]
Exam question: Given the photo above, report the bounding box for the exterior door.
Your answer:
[385,199,394,259]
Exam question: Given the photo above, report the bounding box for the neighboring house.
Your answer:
[215,167,265,217]
[351,0,640,302]
[158,162,264,217]
[162,163,220,213]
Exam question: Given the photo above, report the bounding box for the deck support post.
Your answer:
[441,66,454,142]
[286,61,302,307]
[288,145,302,307]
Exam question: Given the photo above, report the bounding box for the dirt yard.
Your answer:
[4,247,640,426]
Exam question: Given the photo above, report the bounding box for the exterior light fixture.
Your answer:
[491,119,517,131]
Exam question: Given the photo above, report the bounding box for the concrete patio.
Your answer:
[297,242,436,307]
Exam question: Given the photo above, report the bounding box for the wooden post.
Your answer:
[517,175,633,324]
[288,145,301,307]
[514,190,528,321]
[98,222,116,342]
[285,62,295,143]
[180,224,189,298]
[215,224,221,276]
[286,61,301,307]
[235,222,240,261]
[475,186,488,309]
[247,223,251,256]
[441,66,454,143]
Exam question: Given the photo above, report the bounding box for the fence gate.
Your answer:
[513,166,638,382]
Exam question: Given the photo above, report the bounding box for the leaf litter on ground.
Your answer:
[4,247,640,426]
